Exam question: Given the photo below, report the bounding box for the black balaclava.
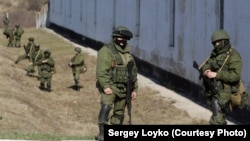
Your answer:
[114,37,127,48]
[213,40,230,51]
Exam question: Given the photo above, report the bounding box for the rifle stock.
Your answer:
[127,61,134,125]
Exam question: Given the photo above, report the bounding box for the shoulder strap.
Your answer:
[34,50,41,61]
[218,48,232,72]
[198,57,210,70]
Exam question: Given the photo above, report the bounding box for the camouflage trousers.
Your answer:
[100,92,127,125]
[14,38,22,47]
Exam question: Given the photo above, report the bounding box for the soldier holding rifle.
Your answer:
[198,29,247,125]
[95,26,138,141]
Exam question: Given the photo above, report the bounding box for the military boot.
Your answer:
[95,123,104,141]
[76,85,80,91]
[74,80,80,91]
[47,84,51,92]
[39,83,45,91]
[95,104,111,141]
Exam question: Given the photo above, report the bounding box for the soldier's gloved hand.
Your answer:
[104,88,112,95]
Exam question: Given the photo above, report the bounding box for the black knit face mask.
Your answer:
[114,37,127,48]
[212,40,229,48]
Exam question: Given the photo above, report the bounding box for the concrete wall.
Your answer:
[46,0,250,123]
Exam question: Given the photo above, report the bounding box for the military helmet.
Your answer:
[211,29,230,43]
[112,26,133,40]
[28,37,34,41]
[74,47,81,53]
[44,50,51,56]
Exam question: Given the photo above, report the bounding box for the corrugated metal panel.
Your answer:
[224,0,250,91]
[48,0,250,108]
[48,0,250,85]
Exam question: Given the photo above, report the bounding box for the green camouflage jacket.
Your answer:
[70,53,84,73]
[96,41,138,94]
[37,56,55,78]
[201,45,242,95]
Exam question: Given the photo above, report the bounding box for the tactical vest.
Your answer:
[41,62,53,72]
[71,54,84,67]
[107,43,136,84]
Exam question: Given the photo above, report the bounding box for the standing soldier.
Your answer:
[6,28,15,47]
[3,13,9,29]
[15,37,35,64]
[200,29,247,125]
[2,13,9,37]
[68,47,84,91]
[25,44,43,76]
[37,50,55,92]
[14,24,24,48]
[95,26,138,141]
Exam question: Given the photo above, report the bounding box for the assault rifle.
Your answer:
[127,60,134,125]
[193,60,218,95]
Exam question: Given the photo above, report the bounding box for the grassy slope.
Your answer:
[0,28,208,140]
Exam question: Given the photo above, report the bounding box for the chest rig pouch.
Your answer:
[108,44,132,84]
[41,63,52,72]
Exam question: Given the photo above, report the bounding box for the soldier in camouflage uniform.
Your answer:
[14,24,24,47]
[2,15,9,38]
[3,15,9,29]
[95,26,138,141]
[68,47,84,91]
[37,50,55,92]
[25,44,43,76]
[200,29,246,125]
[15,37,35,64]
[6,28,15,47]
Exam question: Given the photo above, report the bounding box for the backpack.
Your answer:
[218,48,248,110]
